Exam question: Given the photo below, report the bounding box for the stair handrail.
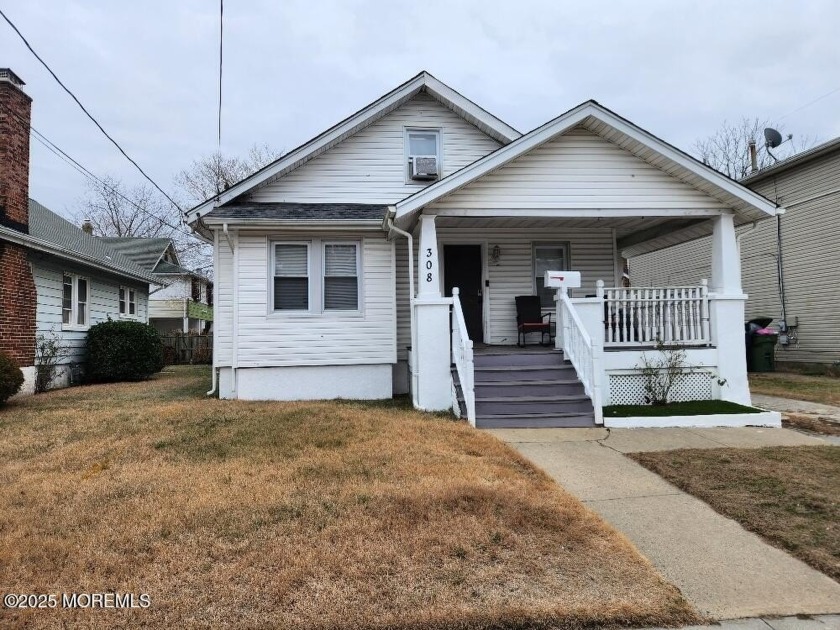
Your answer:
[451,288,476,426]
[556,289,604,424]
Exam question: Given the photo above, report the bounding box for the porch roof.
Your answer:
[392,101,780,235]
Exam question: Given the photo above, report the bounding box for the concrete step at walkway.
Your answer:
[476,412,596,429]
[491,427,840,620]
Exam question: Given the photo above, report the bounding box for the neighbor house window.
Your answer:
[323,243,359,311]
[273,243,310,311]
[62,274,89,328]
[405,128,440,180]
[119,286,137,316]
[533,243,569,307]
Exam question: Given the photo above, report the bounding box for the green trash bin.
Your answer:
[749,334,778,372]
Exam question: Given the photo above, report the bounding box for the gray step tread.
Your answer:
[475,379,582,387]
[476,349,562,356]
[474,364,574,372]
[472,395,590,403]
[476,410,594,419]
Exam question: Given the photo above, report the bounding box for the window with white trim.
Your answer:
[273,243,310,311]
[62,274,89,328]
[533,243,569,308]
[271,240,361,313]
[323,243,359,311]
[119,286,137,317]
[405,128,440,180]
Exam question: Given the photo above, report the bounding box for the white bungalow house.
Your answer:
[185,72,781,428]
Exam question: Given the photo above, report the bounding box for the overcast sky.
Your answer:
[2,0,839,220]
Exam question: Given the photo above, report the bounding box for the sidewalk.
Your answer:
[753,393,840,423]
[648,614,840,629]
[489,427,840,619]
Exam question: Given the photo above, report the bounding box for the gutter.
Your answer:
[0,225,157,285]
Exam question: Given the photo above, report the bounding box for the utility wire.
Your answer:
[0,101,196,241]
[218,0,224,149]
[777,85,840,121]
[0,7,183,213]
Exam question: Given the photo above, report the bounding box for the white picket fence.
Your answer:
[599,280,710,347]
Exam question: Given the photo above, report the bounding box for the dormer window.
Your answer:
[405,128,440,182]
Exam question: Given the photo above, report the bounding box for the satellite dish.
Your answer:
[764,127,783,149]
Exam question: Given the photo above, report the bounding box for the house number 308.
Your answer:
[425,248,433,282]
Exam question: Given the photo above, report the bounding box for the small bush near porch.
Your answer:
[0,367,698,629]
[629,446,840,581]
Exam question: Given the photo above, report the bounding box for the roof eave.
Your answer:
[0,226,157,284]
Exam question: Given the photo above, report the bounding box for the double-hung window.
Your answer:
[62,274,89,328]
[273,243,310,311]
[533,243,569,308]
[119,286,137,317]
[405,128,440,181]
[271,240,360,313]
[323,243,359,311]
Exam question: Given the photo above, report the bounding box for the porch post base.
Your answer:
[413,297,453,412]
[710,294,751,406]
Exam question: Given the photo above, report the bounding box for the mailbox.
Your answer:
[544,270,581,289]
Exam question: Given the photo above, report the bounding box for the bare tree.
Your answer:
[693,117,816,180]
[75,176,174,238]
[175,143,281,207]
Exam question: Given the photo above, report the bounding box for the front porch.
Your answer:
[406,212,753,428]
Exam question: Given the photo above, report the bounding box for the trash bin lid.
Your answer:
[747,317,773,328]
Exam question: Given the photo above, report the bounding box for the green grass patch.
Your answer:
[604,399,762,417]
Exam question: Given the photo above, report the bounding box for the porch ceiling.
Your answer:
[435,215,702,243]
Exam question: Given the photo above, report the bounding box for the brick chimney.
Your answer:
[0,68,36,375]
[0,68,32,233]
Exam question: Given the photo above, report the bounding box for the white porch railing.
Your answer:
[600,280,710,347]
[451,288,476,426]
[556,290,604,424]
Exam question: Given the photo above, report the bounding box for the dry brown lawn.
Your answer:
[782,413,840,437]
[0,367,698,629]
[749,372,840,407]
[629,446,840,582]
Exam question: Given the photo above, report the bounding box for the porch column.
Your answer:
[709,213,751,405]
[413,215,452,411]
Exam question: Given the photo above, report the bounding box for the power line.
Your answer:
[218,0,224,149]
[778,85,840,121]
[0,101,194,240]
[0,6,183,213]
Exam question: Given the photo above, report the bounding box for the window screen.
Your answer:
[76,278,88,326]
[274,244,309,310]
[534,244,568,307]
[62,275,73,324]
[324,244,358,310]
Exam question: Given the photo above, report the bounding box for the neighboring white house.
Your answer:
[186,72,781,429]
[100,238,213,334]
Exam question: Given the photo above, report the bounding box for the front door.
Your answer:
[443,245,484,342]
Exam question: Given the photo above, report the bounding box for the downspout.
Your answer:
[774,209,788,328]
[224,223,239,397]
[384,210,417,399]
[206,227,220,396]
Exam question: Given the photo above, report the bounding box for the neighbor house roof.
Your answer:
[185,71,521,224]
[0,200,157,283]
[202,202,387,224]
[742,136,840,184]
[98,237,174,270]
[393,100,780,228]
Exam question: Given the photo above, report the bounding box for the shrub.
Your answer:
[86,320,164,382]
[0,351,24,403]
[35,329,68,393]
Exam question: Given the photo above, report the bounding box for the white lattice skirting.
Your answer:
[608,372,713,405]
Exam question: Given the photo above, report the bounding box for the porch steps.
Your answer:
[455,347,596,428]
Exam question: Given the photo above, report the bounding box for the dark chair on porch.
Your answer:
[515,295,553,347]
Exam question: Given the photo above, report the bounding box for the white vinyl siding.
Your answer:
[214,232,395,367]
[248,93,501,204]
[395,225,615,356]
[631,149,840,363]
[428,126,727,211]
[32,258,149,365]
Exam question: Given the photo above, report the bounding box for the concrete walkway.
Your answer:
[648,614,840,629]
[753,394,840,423]
[489,427,840,620]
